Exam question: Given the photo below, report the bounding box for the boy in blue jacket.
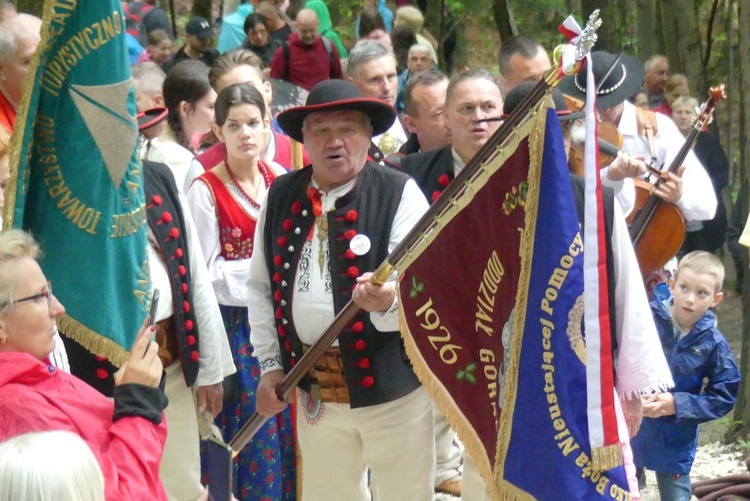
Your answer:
[631,251,740,501]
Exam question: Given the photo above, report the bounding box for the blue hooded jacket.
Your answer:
[630,298,739,474]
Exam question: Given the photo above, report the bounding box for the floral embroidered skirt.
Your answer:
[202,305,296,501]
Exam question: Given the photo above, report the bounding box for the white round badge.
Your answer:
[349,234,371,256]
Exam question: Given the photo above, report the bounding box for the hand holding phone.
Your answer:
[143,289,159,357]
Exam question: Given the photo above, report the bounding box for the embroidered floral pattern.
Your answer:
[220,226,253,259]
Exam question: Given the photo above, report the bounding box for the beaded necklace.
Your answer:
[224,156,276,210]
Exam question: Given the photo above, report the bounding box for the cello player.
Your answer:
[559,51,717,286]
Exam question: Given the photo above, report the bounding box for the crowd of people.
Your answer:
[1,0,750,500]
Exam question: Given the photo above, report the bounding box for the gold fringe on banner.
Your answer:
[57,314,129,367]
[591,444,624,472]
[2,0,57,231]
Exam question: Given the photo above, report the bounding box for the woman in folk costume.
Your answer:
[187,83,294,500]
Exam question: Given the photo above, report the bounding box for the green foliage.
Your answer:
[456,362,478,384]
[409,276,425,299]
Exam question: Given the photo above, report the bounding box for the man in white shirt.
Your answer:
[248,79,435,501]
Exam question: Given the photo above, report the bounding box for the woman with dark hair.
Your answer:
[148,59,216,191]
[242,13,279,67]
[187,83,294,500]
[357,6,391,47]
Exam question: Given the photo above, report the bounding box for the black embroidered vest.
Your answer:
[144,160,201,386]
[263,162,421,408]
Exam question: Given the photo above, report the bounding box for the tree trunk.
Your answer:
[732,0,750,433]
[635,0,658,59]
[16,0,44,17]
[658,0,707,99]
[192,0,213,22]
[580,0,628,52]
[492,0,517,42]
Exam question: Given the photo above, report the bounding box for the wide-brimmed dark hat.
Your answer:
[276,80,397,143]
[137,107,168,132]
[557,51,644,110]
[503,82,585,121]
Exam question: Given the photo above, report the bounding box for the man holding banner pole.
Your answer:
[248,79,435,501]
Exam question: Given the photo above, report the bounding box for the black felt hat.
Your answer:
[557,51,645,110]
[137,107,168,132]
[503,82,585,121]
[276,80,397,143]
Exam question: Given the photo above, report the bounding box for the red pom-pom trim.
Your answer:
[282,219,293,231]
[174,248,184,259]
[291,356,297,366]
[183,301,190,313]
[273,255,283,266]
[96,368,109,379]
[273,272,283,283]
[361,375,375,388]
[284,340,292,352]
[95,355,108,362]
[347,266,359,278]
[187,335,196,346]
[277,324,287,337]
[357,357,370,369]
[344,229,357,241]
[161,212,173,224]
[184,319,194,331]
[345,210,358,222]
[168,227,180,239]
[344,249,356,260]
[431,190,441,202]
[152,195,163,206]
[354,339,366,351]
[273,290,283,302]
[181,283,188,294]
[191,351,200,362]
[275,307,284,319]
[438,174,450,187]
[352,321,364,334]
[291,201,302,214]
[178,265,187,276]
[277,236,288,248]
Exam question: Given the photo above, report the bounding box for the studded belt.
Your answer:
[302,344,350,404]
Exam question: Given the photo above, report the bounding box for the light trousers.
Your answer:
[296,386,436,501]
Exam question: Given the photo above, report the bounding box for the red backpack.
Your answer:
[123,1,155,46]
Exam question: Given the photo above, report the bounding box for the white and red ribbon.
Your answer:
[581,53,620,463]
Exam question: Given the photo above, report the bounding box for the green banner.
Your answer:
[6,0,149,365]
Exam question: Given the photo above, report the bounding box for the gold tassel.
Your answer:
[58,314,129,367]
[591,444,624,472]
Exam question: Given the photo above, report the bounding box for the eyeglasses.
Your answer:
[14,283,53,310]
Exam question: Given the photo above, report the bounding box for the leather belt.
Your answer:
[302,344,350,404]
[155,316,179,368]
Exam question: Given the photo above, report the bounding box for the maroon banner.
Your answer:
[398,127,534,477]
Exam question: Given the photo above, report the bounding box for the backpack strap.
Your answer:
[282,41,290,81]
[635,107,659,161]
[321,37,334,72]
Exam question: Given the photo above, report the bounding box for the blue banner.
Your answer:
[501,109,630,499]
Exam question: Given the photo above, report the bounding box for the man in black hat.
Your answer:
[248,79,435,500]
[558,51,716,229]
[165,16,220,71]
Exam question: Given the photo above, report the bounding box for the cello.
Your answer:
[627,85,726,277]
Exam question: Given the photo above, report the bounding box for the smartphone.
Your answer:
[148,289,160,327]
[204,436,233,501]
[144,289,159,357]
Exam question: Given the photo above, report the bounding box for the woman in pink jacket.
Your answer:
[0,229,169,500]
